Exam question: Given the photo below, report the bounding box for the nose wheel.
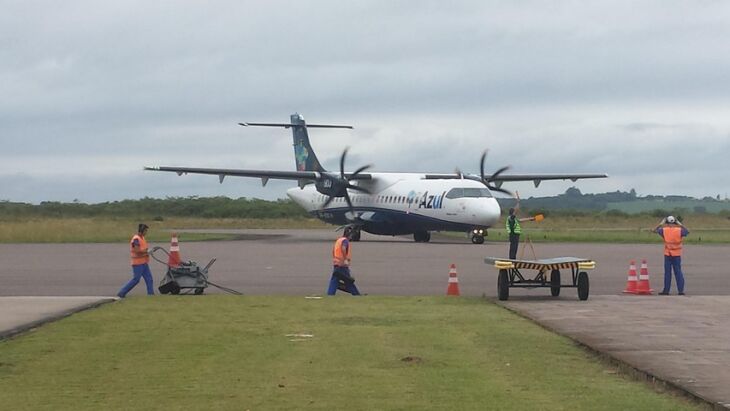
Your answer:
[471,234,485,244]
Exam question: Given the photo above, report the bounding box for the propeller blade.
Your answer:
[340,147,349,179]
[344,192,353,211]
[322,195,335,209]
[347,184,371,194]
[350,164,373,178]
[487,165,511,182]
[480,150,488,182]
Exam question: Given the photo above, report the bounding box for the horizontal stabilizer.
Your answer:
[239,122,353,129]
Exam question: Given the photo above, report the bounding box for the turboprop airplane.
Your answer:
[145,113,607,244]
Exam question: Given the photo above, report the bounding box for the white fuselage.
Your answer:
[287,173,501,235]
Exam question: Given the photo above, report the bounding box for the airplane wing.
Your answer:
[144,166,372,186]
[424,173,607,188]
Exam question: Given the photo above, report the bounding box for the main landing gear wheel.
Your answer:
[413,231,431,243]
[577,271,589,301]
[349,228,361,242]
[471,235,485,244]
[550,269,561,297]
[497,269,509,301]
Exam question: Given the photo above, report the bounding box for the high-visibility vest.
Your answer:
[662,226,683,257]
[506,216,522,235]
[332,237,352,266]
[130,234,149,265]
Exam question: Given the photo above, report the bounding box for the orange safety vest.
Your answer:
[130,234,149,265]
[662,226,683,257]
[332,236,352,266]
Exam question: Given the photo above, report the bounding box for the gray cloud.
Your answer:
[2,1,730,203]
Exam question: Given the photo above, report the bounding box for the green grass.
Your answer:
[0,297,702,410]
[1,215,729,243]
[0,217,327,243]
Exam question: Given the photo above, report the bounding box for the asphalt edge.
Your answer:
[491,298,724,410]
[0,297,118,341]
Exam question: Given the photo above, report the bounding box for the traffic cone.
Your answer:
[168,233,182,268]
[446,264,460,296]
[636,259,654,295]
[623,260,638,294]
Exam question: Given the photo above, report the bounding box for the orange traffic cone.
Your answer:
[446,264,460,296]
[636,259,654,295]
[168,233,182,268]
[623,260,638,294]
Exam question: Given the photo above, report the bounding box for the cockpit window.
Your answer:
[446,187,493,199]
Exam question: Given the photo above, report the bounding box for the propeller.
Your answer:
[317,148,372,214]
[479,150,513,196]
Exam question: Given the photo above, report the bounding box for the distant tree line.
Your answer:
[496,187,730,217]
[0,197,310,220]
[2,189,729,220]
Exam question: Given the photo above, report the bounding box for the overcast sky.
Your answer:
[2,0,730,204]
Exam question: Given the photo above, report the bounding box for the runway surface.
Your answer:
[1,229,727,297]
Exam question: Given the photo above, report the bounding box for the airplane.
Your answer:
[145,113,607,244]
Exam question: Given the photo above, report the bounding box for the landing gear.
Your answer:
[471,234,485,244]
[349,227,361,242]
[413,231,431,243]
[470,228,486,245]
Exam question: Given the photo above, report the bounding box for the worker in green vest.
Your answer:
[506,208,521,259]
[506,206,536,260]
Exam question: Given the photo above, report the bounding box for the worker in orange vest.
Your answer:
[327,226,361,295]
[117,223,155,298]
[653,216,689,295]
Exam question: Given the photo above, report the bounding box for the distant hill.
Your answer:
[497,187,730,215]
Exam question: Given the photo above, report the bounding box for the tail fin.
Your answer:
[290,113,325,172]
[239,113,352,172]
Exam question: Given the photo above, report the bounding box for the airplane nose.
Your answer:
[482,199,501,226]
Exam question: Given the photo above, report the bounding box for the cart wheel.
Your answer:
[550,269,561,297]
[498,269,509,301]
[577,271,589,301]
[194,288,204,295]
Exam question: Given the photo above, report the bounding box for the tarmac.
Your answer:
[0,296,116,340]
[0,229,728,407]
[501,295,730,409]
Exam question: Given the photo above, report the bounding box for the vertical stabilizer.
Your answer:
[290,113,325,172]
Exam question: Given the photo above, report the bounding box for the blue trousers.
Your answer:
[327,266,360,295]
[662,255,685,294]
[118,263,154,297]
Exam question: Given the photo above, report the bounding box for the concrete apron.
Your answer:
[500,295,730,409]
[0,296,117,340]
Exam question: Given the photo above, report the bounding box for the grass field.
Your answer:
[0,296,703,410]
[0,215,729,243]
[0,217,328,243]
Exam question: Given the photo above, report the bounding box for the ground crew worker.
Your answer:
[327,226,360,295]
[653,216,689,295]
[117,223,155,298]
[506,206,536,260]
[506,208,521,259]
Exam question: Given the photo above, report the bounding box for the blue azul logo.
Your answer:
[408,190,447,209]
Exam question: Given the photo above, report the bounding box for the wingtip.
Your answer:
[238,122,249,127]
